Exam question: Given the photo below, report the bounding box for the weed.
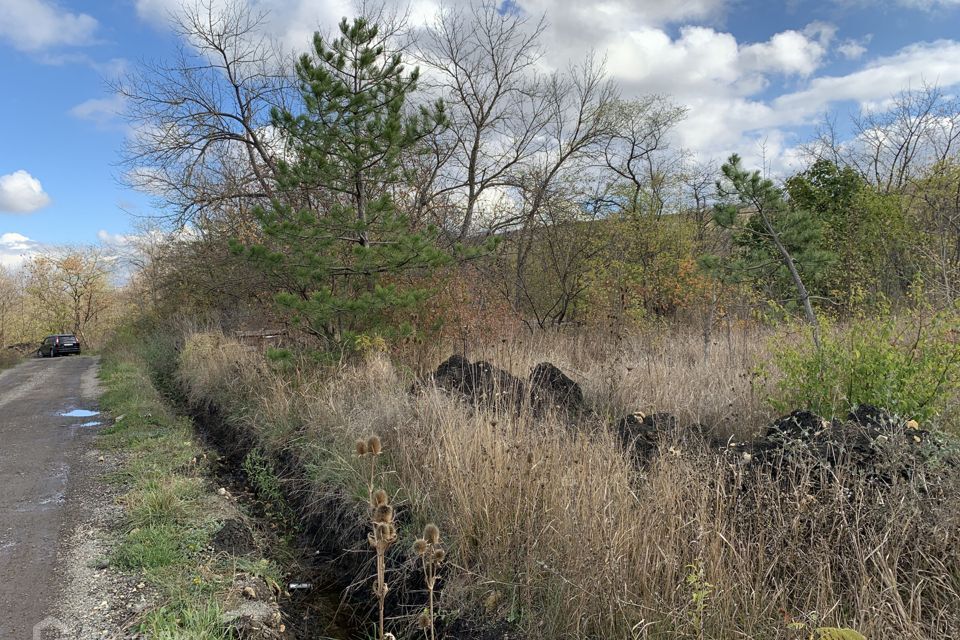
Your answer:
[683,562,714,640]
[359,435,396,640]
[412,523,444,640]
[174,328,960,639]
[242,448,291,520]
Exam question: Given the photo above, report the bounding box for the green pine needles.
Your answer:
[238,17,449,350]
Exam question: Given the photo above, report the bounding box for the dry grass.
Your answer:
[176,328,960,639]
[456,324,779,437]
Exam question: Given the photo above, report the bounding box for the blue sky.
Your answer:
[2,0,960,267]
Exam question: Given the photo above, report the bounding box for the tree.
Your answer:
[601,96,688,217]
[786,159,910,309]
[118,0,290,227]
[709,155,831,347]
[807,85,960,195]
[0,267,22,347]
[242,17,451,347]
[910,159,960,305]
[415,0,549,240]
[24,249,113,343]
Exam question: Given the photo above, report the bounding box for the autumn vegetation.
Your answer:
[6,0,960,637]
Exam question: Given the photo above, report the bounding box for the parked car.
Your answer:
[37,334,81,357]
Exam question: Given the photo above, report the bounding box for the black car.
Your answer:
[38,334,81,357]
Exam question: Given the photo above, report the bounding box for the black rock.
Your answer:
[847,404,900,430]
[616,413,662,460]
[431,355,526,409]
[643,412,678,431]
[529,362,585,414]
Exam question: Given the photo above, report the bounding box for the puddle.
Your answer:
[60,409,100,418]
[78,421,102,427]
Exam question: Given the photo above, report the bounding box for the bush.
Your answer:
[770,312,960,424]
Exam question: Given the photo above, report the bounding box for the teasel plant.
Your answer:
[356,434,383,503]
[358,435,396,640]
[413,523,444,640]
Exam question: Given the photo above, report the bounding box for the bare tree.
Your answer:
[602,96,688,217]
[498,56,618,317]
[117,0,292,226]
[807,85,960,195]
[415,0,549,239]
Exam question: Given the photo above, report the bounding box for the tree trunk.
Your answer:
[762,213,821,350]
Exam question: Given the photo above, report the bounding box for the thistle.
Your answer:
[414,523,444,640]
[358,434,395,640]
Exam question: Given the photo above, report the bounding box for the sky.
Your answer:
[2,0,960,269]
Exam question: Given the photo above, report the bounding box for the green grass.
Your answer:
[97,344,276,639]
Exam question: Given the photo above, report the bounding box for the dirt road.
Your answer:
[0,355,102,639]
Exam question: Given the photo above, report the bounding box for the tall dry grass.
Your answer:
[177,328,960,639]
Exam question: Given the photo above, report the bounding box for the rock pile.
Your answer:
[726,405,941,472]
[428,355,952,480]
[430,354,587,416]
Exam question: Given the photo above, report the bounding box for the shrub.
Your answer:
[770,312,960,424]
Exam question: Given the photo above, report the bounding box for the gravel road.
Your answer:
[0,355,102,639]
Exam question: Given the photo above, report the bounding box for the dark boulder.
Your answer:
[847,404,908,431]
[529,362,585,414]
[433,354,473,394]
[431,355,526,409]
[725,405,949,482]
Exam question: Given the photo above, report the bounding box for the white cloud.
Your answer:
[0,0,98,52]
[837,38,869,60]
[97,229,137,247]
[0,171,52,214]
[134,0,352,49]
[70,94,128,129]
[0,232,42,268]
[130,0,960,174]
[740,28,828,77]
[773,40,960,120]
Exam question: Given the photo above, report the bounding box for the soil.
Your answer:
[211,518,257,556]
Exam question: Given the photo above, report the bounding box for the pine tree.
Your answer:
[240,18,449,348]
[704,155,832,348]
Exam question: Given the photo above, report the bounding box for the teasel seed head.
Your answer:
[372,488,389,507]
[373,504,394,524]
[413,538,428,556]
[423,523,440,545]
[367,435,383,455]
[433,547,446,563]
[355,439,367,456]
